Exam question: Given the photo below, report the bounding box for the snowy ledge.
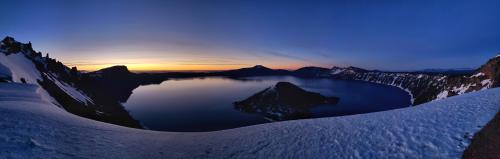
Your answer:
[0,83,499,158]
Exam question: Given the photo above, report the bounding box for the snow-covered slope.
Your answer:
[0,37,92,106]
[0,82,498,158]
[0,50,60,105]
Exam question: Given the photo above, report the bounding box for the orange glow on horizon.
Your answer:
[59,49,319,72]
[70,63,309,72]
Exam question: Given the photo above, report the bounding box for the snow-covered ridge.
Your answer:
[470,72,484,78]
[327,55,499,105]
[0,48,60,105]
[0,82,498,158]
[0,37,93,106]
[330,68,447,105]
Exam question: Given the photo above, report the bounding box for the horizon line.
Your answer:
[76,64,478,73]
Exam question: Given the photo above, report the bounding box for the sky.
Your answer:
[1,0,500,71]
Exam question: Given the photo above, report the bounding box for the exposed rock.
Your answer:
[80,65,166,102]
[462,111,500,159]
[477,55,500,87]
[234,82,339,120]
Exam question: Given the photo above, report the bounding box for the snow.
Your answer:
[330,68,344,75]
[437,76,447,81]
[452,84,472,95]
[398,86,414,104]
[0,53,59,105]
[470,72,484,78]
[481,79,492,86]
[435,90,449,100]
[45,73,94,105]
[1,83,498,158]
[480,79,493,90]
[0,53,42,84]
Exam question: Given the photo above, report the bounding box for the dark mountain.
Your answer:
[214,65,291,77]
[93,65,132,77]
[80,66,166,102]
[234,82,339,120]
[292,66,331,78]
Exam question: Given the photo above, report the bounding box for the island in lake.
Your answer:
[234,82,339,120]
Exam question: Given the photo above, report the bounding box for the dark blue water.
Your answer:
[123,76,411,132]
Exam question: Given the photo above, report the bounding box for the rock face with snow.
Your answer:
[234,82,339,120]
[0,36,149,128]
[327,56,499,105]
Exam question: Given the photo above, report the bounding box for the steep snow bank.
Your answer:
[0,49,93,106]
[0,83,498,158]
[0,53,59,105]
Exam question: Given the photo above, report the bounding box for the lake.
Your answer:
[122,76,411,132]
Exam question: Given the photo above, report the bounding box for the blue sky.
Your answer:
[1,0,499,71]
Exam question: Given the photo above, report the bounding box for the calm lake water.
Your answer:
[123,76,411,132]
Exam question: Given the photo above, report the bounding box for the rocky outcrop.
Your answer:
[462,111,500,159]
[234,82,339,120]
[80,65,167,102]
